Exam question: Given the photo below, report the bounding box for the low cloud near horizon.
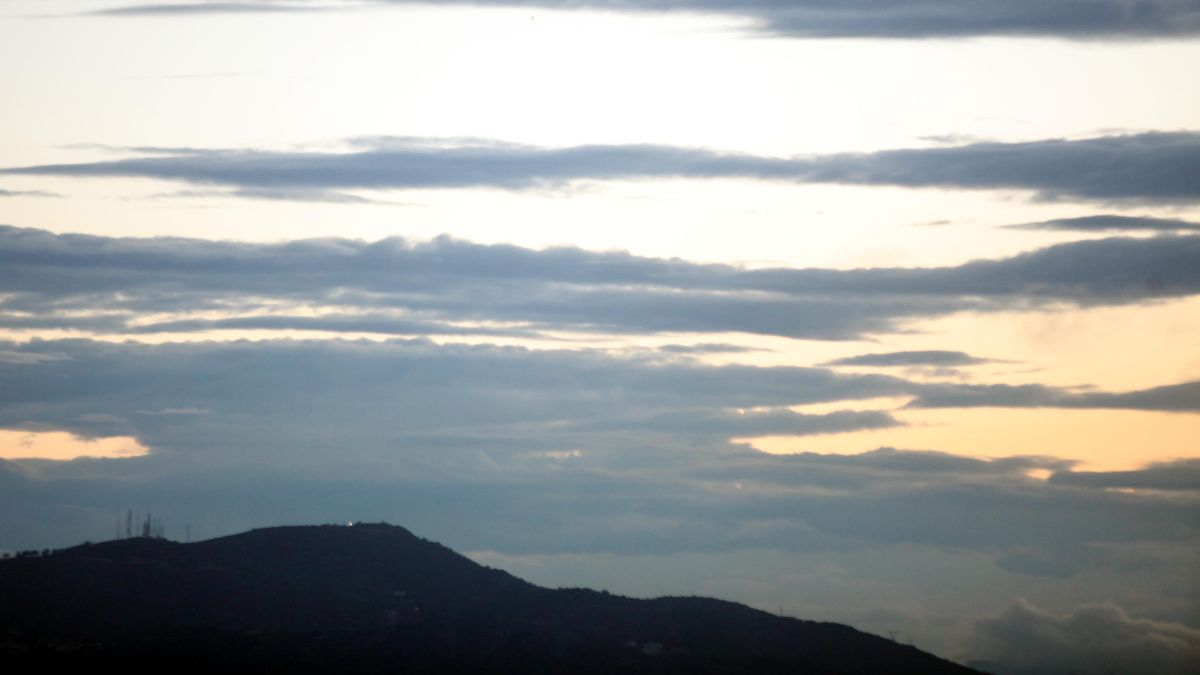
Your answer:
[967,599,1200,675]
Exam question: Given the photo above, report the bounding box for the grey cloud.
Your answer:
[0,338,912,455]
[688,447,1076,492]
[3,440,1196,579]
[908,383,1064,409]
[772,482,1198,558]
[127,314,547,339]
[807,447,1074,476]
[154,187,416,205]
[967,599,1200,675]
[138,407,211,416]
[578,408,900,437]
[747,0,1200,39]
[1,338,1197,573]
[1050,459,1200,491]
[1068,380,1200,411]
[228,188,415,205]
[84,1,1200,39]
[3,227,1199,341]
[825,350,993,367]
[0,188,60,198]
[90,2,311,16]
[918,134,988,146]
[910,380,1200,412]
[0,313,132,333]
[1007,214,1200,233]
[0,350,70,365]
[787,131,1200,203]
[993,546,1109,578]
[5,132,1199,203]
[657,343,764,355]
[8,337,1192,476]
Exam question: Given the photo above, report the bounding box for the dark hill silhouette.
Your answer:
[0,523,980,674]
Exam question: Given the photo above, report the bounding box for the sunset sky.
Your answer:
[2,1,1199,671]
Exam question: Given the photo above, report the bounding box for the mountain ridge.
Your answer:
[0,522,981,674]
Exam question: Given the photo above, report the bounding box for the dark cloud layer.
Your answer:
[0,338,912,451]
[3,226,1198,341]
[1,338,1197,569]
[5,132,1198,203]
[86,1,1200,39]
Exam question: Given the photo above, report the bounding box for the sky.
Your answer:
[2,1,1199,672]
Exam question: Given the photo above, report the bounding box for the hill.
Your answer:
[0,523,981,674]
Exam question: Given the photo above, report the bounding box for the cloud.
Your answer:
[577,408,901,437]
[1050,459,1200,491]
[151,187,418,205]
[909,380,1200,412]
[1007,214,1200,233]
[137,407,211,416]
[88,2,317,16]
[0,188,60,198]
[3,227,1199,341]
[82,1,1200,39]
[5,132,1199,203]
[1,337,1197,572]
[1067,380,1200,411]
[824,350,993,367]
[5,338,1196,483]
[126,314,548,339]
[967,599,1200,675]
[0,338,913,453]
[657,343,765,355]
[0,351,70,365]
